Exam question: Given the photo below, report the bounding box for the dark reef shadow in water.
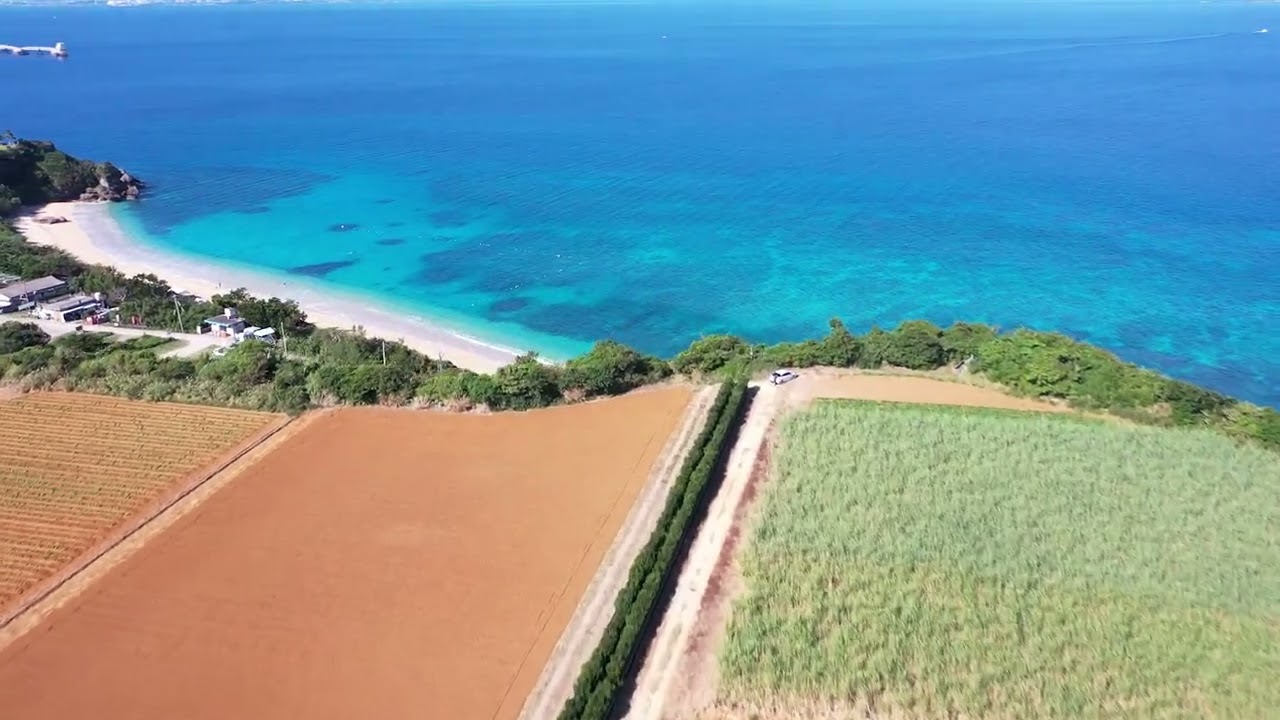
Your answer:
[375,198,396,205]
[413,253,468,284]
[240,206,272,215]
[387,221,406,228]
[288,259,358,278]
[428,208,472,228]
[410,229,747,355]
[328,223,360,232]
[377,237,406,246]
[132,166,334,236]
[488,297,531,315]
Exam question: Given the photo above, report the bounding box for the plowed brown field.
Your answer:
[0,392,282,620]
[0,387,693,720]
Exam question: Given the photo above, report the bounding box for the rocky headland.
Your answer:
[0,136,143,214]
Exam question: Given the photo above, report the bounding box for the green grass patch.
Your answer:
[720,401,1280,719]
[115,334,178,353]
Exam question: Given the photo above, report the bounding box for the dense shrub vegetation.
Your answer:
[0,321,48,355]
[559,379,749,720]
[721,401,1280,718]
[670,318,1279,452]
[0,136,100,213]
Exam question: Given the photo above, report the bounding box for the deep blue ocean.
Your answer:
[3,1,1278,404]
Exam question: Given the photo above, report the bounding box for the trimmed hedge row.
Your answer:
[558,379,750,720]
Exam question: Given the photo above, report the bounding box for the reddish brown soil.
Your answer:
[793,370,1067,413]
[0,388,692,720]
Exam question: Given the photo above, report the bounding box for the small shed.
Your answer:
[238,326,278,346]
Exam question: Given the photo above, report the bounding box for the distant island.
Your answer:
[1,138,1276,452]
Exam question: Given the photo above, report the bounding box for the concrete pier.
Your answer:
[0,42,67,58]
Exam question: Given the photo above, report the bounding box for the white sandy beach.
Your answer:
[15,202,519,373]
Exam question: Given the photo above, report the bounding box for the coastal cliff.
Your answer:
[0,136,143,215]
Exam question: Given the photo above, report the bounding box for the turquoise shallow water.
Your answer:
[4,1,1279,404]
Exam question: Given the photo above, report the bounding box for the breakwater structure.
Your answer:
[0,42,68,58]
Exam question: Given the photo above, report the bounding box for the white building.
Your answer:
[38,294,102,323]
[0,276,70,313]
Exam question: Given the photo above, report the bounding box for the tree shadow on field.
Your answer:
[608,385,759,720]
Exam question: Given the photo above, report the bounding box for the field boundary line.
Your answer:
[0,411,310,650]
[517,385,720,720]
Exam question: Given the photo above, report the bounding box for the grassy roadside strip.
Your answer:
[557,379,750,720]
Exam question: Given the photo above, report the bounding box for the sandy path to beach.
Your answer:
[15,202,518,372]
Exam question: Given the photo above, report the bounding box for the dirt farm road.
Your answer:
[28,318,224,358]
[518,385,720,720]
[624,380,780,720]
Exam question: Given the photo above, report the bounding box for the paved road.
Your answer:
[26,318,227,358]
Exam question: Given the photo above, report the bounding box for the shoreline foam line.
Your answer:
[15,201,524,373]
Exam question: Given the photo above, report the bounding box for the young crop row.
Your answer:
[0,453,217,475]
[0,402,269,423]
[0,515,115,538]
[0,534,94,557]
[1,481,165,507]
[0,396,276,434]
[6,393,277,419]
[0,416,266,432]
[0,417,267,438]
[1,485,165,511]
[0,449,220,470]
[0,428,260,445]
[0,481,171,504]
[2,456,186,477]
[0,428,253,446]
[558,379,750,720]
[0,542,80,564]
[0,423,267,462]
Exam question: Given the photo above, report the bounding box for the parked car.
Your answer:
[770,369,799,385]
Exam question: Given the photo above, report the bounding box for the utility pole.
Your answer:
[172,295,185,333]
[381,340,387,366]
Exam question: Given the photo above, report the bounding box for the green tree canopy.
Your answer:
[671,334,751,375]
[0,321,49,355]
[941,321,998,363]
[494,353,562,410]
[212,288,314,336]
[562,340,670,397]
[819,318,862,367]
